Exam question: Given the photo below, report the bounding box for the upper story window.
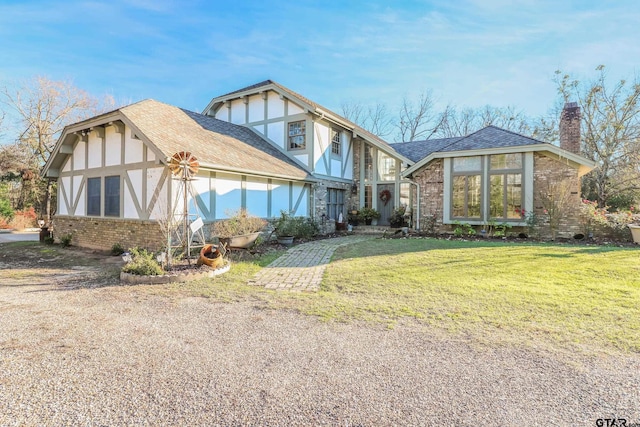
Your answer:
[288,120,306,150]
[331,128,341,156]
[377,152,396,181]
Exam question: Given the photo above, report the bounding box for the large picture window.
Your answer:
[87,177,101,216]
[288,120,306,150]
[104,175,120,217]
[489,154,522,219]
[452,156,481,219]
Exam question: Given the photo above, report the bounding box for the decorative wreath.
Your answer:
[379,189,392,206]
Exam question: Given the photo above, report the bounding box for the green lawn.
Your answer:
[4,239,638,355]
[171,238,640,354]
[315,239,640,353]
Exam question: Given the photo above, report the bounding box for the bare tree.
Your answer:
[1,76,117,219]
[434,105,532,139]
[555,65,640,207]
[396,90,444,142]
[341,101,393,138]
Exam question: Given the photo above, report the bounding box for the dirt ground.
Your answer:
[1,242,639,426]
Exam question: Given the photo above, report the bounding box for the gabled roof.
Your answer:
[400,125,596,178]
[204,80,413,165]
[42,99,313,181]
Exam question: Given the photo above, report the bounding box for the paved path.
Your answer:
[249,235,374,291]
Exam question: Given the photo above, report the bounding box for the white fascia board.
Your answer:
[402,144,596,178]
[198,161,317,183]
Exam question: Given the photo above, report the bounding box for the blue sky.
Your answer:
[1,0,639,120]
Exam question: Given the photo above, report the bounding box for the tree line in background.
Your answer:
[0,66,638,229]
[342,65,640,210]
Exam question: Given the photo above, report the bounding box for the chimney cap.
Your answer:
[564,101,579,109]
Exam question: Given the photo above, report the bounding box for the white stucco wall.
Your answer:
[267,122,285,149]
[215,172,242,218]
[124,131,144,164]
[267,94,284,119]
[248,95,263,122]
[73,141,85,170]
[246,178,268,218]
[105,127,121,166]
[87,133,102,169]
[230,99,245,125]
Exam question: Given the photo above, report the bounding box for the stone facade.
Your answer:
[53,216,165,251]
[311,178,355,235]
[408,154,586,239]
[411,159,445,232]
[532,153,583,238]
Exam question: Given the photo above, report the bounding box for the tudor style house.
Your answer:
[41,80,594,250]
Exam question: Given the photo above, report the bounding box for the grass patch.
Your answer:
[4,239,639,354]
[308,239,640,353]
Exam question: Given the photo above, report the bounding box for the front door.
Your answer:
[377,184,394,225]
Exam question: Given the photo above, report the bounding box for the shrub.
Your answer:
[358,207,380,223]
[121,248,164,276]
[0,198,13,219]
[212,208,267,237]
[59,233,73,247]
[111,242,125,256]
[389,205,409,228]
[274,211,319,238]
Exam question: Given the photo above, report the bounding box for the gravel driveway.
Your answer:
[1,260,638,425]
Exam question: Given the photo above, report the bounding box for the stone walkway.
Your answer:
[249,235,374,291]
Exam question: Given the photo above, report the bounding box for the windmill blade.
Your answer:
[169,151,199,179]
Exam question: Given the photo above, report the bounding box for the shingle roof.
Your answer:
[391,126,546,161]
[391,137,462,162]
[120,99,311,180]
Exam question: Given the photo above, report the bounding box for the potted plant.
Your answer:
[212,208,267,249]
[389,206,408,228]
[275,211,297,245]
[358,207,380,225]
[628,223,640,244]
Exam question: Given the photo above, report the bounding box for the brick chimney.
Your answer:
[559,102,581,155]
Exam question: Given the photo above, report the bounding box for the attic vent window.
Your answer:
[288,120,306,150]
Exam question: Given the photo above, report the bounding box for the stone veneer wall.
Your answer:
[411,159,445,232]
[533,153,583,238]
[312,178,354,234]
[53,216,166,251]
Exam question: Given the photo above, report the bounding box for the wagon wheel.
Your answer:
[168,151,199,179]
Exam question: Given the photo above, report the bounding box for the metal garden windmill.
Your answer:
[167,151,206,264]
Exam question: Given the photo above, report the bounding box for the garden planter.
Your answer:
[198,244,225,268]
[220,232,261,249]
[628,224,640,244]
[277,236,294,245]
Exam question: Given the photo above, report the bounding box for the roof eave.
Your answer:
[197,161,316,182]
[401,144,597,178]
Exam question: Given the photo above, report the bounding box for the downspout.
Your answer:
[403,180,420,231]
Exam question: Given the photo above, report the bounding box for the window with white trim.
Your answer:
[331,128,341,156]
[288,120,306,150]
